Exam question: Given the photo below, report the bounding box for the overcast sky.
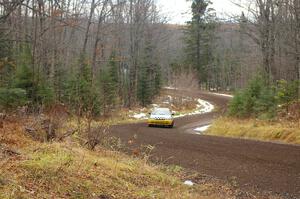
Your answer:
[157,0,243,24]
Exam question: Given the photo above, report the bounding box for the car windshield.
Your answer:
[151,108,171,115]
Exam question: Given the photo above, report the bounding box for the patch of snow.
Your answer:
[212,93,233,98]
[163,86,176,90]
[130,98,214,120]
[195,99,215,113]
[174,98,215,118]
[184,180,194,186]
[194,125,211,133]
[132,113,147,119]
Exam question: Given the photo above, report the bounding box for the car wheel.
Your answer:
[170,122,174,128]
[148,124,152,127]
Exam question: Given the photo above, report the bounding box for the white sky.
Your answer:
[157,0,244,24]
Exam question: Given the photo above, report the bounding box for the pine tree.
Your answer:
[65,56,101,116]
[13,46,54,107]
[77,58,100,115]
[108,51,119,99]
[184,0,216,87]
[99,52,119,114]
[137,63,151,106]
[137,40,161,106]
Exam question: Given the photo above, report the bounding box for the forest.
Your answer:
[0,0,171,116]
[1,0,299,117]
[1,0,299,118]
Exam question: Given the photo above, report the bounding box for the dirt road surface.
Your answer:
[110,89,300,198]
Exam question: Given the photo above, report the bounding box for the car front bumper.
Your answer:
[148,119,174,126]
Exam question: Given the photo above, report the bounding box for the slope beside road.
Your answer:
[110,89,300,198]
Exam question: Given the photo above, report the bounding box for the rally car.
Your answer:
[148,108,174,128]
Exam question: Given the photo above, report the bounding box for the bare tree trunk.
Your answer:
[293,0,300,96]
[82,0,96,57]
[91,0,109,81]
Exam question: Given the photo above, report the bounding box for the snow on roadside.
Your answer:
[174,99,215,118]
[212,93,233,98]
[163,86,176,90]
[129,97,215,120]
[196,99,214,113]
[132,113,147,119]
[194,125,211,133]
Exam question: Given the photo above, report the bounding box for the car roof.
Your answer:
[152,108,171,115]
[154,108,170,111]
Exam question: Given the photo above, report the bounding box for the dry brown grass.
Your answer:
[207,117,300,145]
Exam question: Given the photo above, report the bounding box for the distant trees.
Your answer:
[225,0,300,118]
[195,0,300,93]
[234,0,300,84]
[0,0,169,113]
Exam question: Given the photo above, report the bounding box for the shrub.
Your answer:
[35,79,55,106]
[254,86,277,119]
[228,91,244,117]
[228,75,277,119]
[276,79,299,104]
[0,88,27,110]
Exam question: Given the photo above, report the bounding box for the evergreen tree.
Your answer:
[137,40,161,106]
[184,0,216,86]
[14,46,54,107]
[78,59,100,115]
[138,63,151,106]
[108,51,119,98]
[0,88,27,110]
[65,56,101,116]
[99,52,119,114]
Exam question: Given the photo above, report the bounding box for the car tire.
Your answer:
[148,124,152,127]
